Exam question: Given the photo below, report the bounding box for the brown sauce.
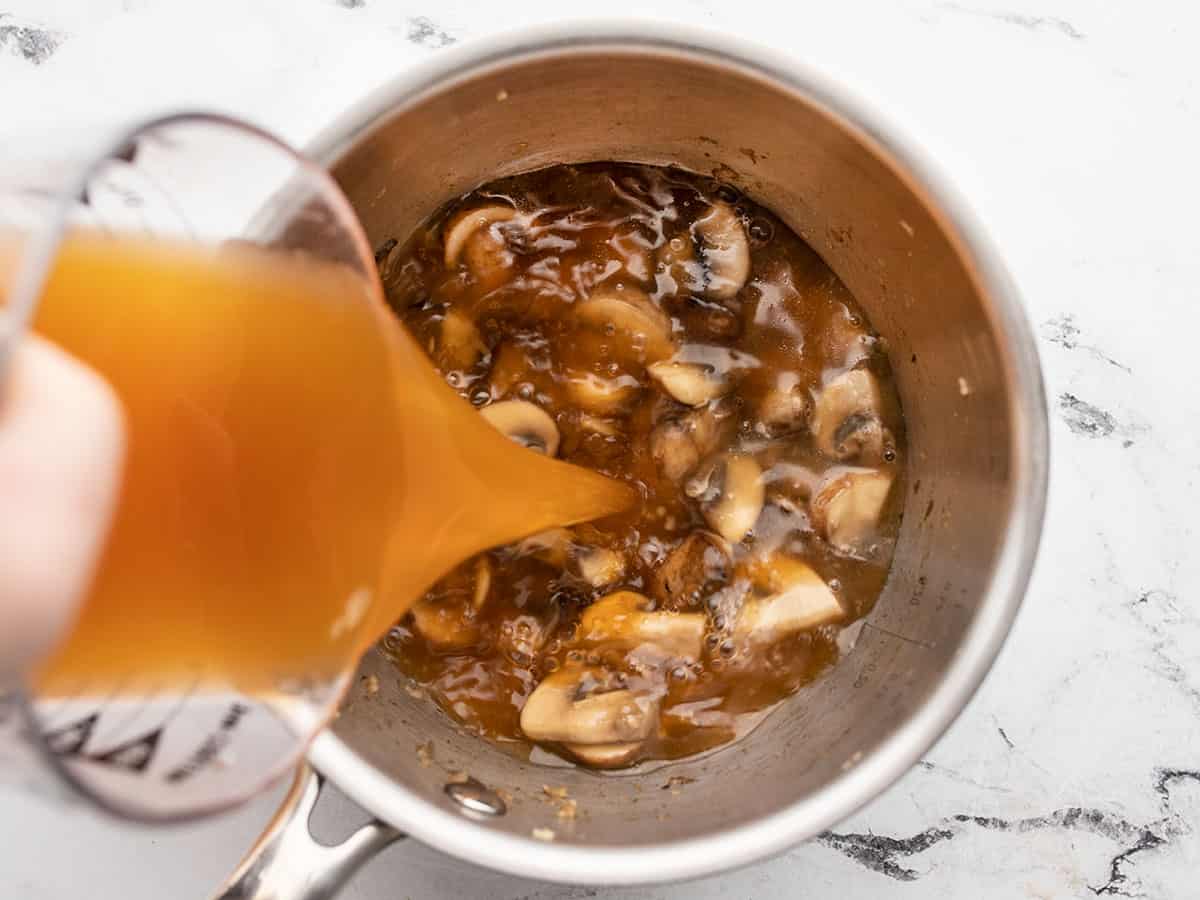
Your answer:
[379,163,906,768]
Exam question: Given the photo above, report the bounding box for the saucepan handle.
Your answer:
[212,765,403,900]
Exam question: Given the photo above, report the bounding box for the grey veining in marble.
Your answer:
[0,13,63,64]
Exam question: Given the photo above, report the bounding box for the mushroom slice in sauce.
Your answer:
[578,413,622,437]
[564,741,643,768]
[488,342,534,397]
[517,527,572,567]
[756,371,810,436]
[655,232,705,296]
[473,556,493,611]
[694,201,751,300]
[649,420,699,483]
[647,360,730,407]
[810,467,895,556]
[822,304,875,371]
[408,597,480,650]
[437,309,488,371]
[607,222,656,285]
[480,400,560,456]
[564,370,642,415]
[735,556,844,642]
[498,609,560,666]
[520,666,659,746]
[407,560,492,649]
[575,287,675,363]
[649,399,735,482]
[517,528,627,589]
[578,591,706,660]
[572,546,627,590]
[443,204,518,268]
[811,368,890,464]
[651,530,733,611]
[693,453,765,545]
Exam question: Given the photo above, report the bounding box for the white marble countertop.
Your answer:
[3,1,1198,897]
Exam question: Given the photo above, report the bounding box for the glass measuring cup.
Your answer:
[0,114,395,820]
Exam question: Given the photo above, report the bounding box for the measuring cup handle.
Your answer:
[212,765,403,900]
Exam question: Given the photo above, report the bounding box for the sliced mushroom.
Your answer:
[693,453,765,544]
[608,223,656,285]
[578,413,622,437]
[694,202,751,300]
[472,556,492,611]
[811,368,889,464]
[443,204,517,267]
[655,232,705,296]
[736,556,844,641]
[572,546,627,589]
[516,529,627,589]
[520,667,659,745]
[761,460,822,511]
[437,309,488,371]
[488,342,533,397]
[675,299,743,342]
[516,527,573,566]
[564,741,642,768]
[823,304,874,371]
[443,204,521,290]
[564,370,641,415]
[810,467,895,555]
[408,596,480,650]
[578,591,706,660]
[498,609,560,666]
[649,399,735,482]
[651,530,733,611]
[480,400,560,456]
[575,287,675,363]
[649,419,701,483]
[647,360,730,407]
[408,559,493,649]
[756,371,810,436]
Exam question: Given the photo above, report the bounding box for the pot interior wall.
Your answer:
[326,45,1015,847]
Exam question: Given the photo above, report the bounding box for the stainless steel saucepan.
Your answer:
[216,22,1048,898]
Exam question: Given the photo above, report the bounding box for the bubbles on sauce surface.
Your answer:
[378,163,906,769]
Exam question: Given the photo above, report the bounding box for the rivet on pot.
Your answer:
[445,777,507,817]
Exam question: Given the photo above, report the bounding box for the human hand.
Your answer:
[0,335,124,675]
